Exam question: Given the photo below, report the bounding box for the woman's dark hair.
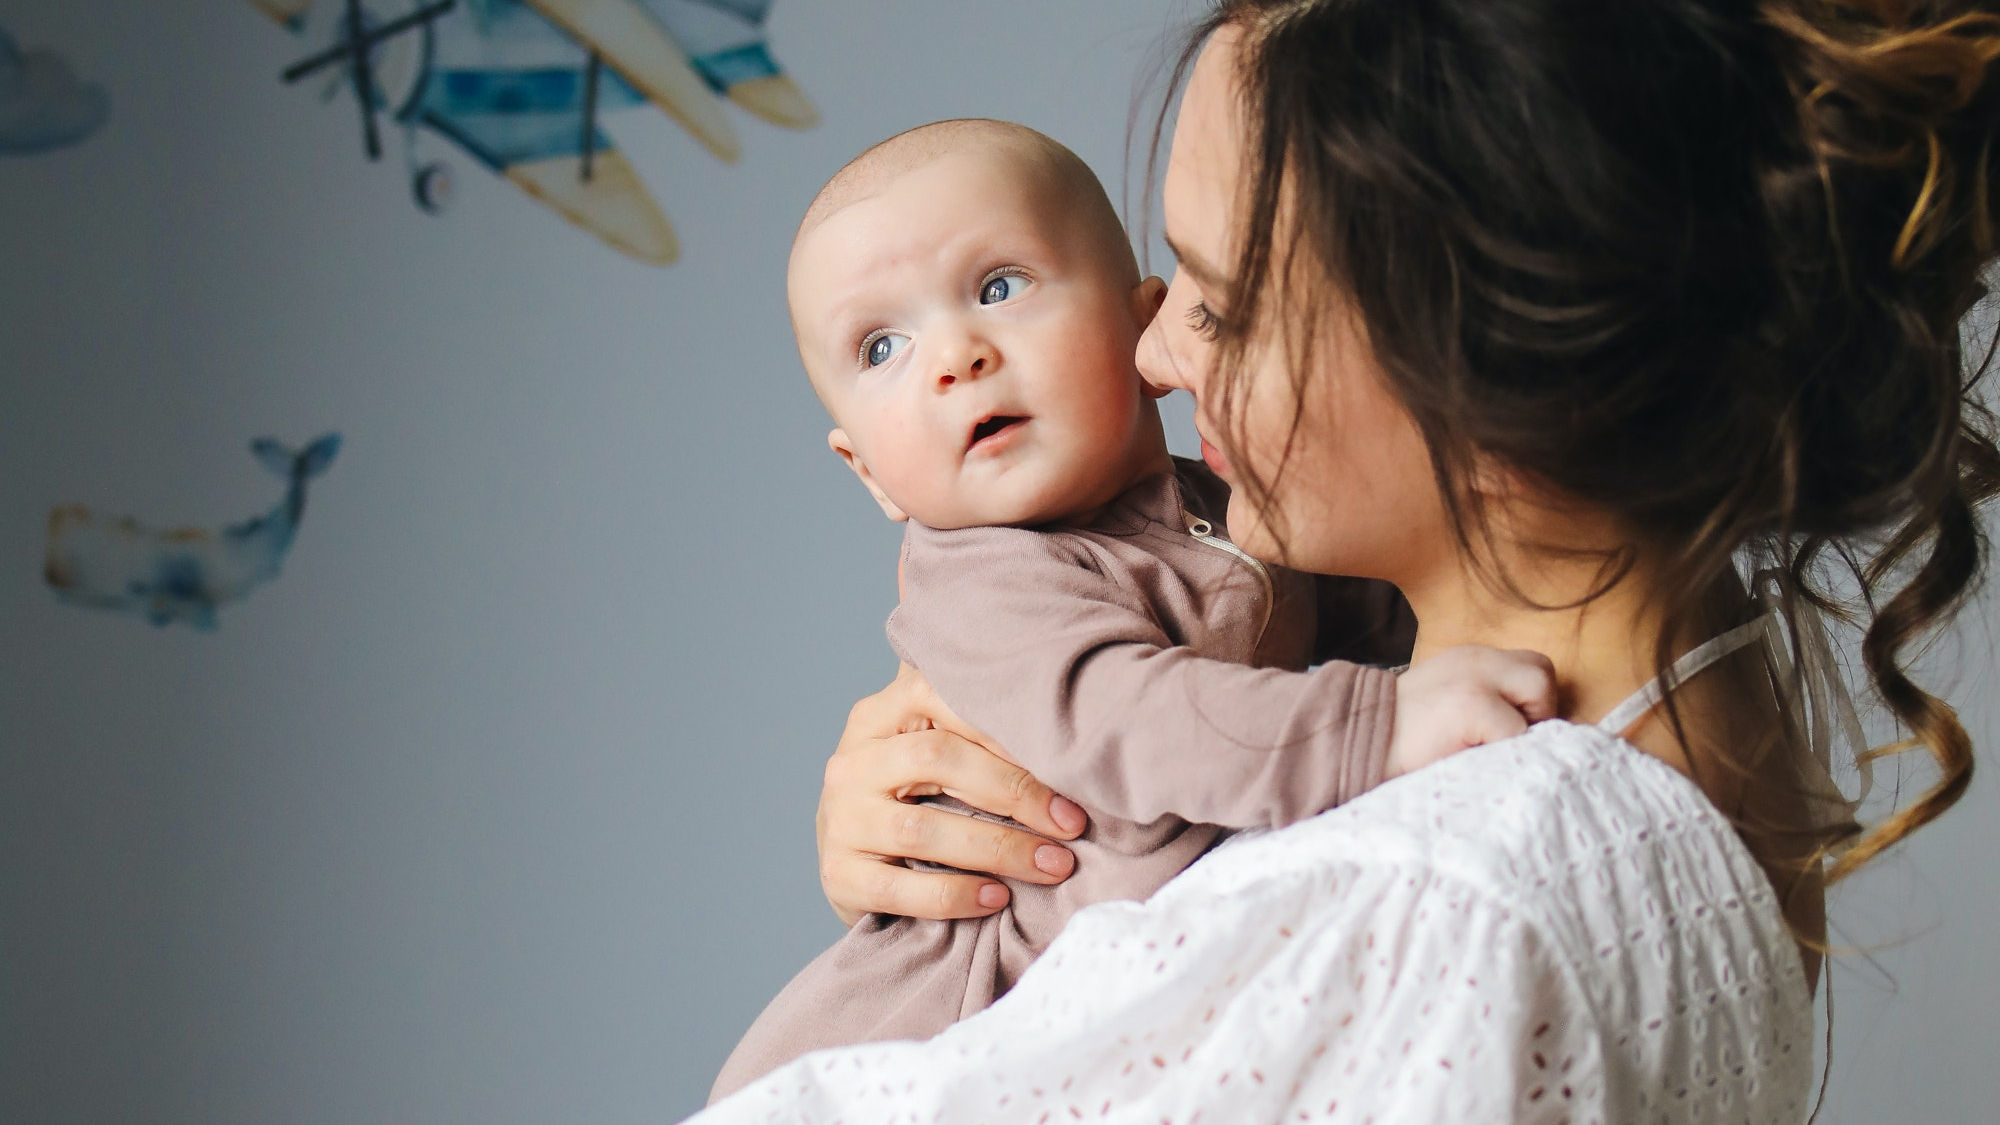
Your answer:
[1160,0,2000,891]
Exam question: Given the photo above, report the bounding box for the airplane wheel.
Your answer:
[413,162,452,213]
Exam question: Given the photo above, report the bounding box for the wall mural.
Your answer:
[245,0,818,264]
[44,434,343,631]
[0,24,109,155]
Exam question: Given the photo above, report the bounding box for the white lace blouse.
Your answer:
[690,714,1815,1123]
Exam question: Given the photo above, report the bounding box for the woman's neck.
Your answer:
[1404,552,1687,764]
[1399,530,1825,985]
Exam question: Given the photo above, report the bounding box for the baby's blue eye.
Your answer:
[864,333,909,367]
[980,273,1030,305]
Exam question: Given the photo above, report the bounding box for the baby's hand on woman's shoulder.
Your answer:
[1387,646,1558,780]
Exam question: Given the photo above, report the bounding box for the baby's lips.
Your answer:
[966,411,1032,450]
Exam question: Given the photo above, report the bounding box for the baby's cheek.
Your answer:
[1095,366,1149,429]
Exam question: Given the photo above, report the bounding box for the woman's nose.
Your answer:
[1135,316,1185,394]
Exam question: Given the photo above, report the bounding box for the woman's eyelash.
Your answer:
[1185,300,1223,340]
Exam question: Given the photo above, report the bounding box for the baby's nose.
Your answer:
[936,355,987,387]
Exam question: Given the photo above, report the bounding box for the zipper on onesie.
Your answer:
[1184,513,1275,646]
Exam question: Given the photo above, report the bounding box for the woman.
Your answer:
[706,0,2000,1118]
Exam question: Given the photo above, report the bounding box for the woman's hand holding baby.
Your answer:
[817,662,1089,927]
[1387,646,1560,779]
[818,650,1555,925]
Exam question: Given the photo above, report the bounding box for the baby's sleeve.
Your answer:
[887,525,1396,829]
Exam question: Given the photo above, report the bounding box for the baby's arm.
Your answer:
[889,527,1550,830]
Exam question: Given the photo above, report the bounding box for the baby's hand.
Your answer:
[1387,645,1558,779]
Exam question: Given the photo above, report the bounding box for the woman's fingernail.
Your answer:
[1034,844,1074,878]
[1049,795,1087,835]
[977,883,1009,909]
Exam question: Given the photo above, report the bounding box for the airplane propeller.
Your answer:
[282,0,456,160]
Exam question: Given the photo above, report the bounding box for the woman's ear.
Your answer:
[828,428,909,522]
[1130,275,1169,331]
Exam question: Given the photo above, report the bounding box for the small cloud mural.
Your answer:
[45,434,342,631]
[0,25,110,155]
[247,0,819,265]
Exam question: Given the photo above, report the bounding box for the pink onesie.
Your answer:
[709,459,1403,1103]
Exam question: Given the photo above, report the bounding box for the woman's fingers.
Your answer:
[818,720,1081,922]
[823,853,1013,923]
[891,728,1085,842]
[842,788,1078,886]
[818,665,1087,923]
[854,668,1088,842]
[822,734,1078,887]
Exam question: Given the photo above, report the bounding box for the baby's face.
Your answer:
[790,148,1163,529]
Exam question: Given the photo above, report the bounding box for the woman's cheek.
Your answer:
[1235,379,1343,568]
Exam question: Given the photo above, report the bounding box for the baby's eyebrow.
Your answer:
[793,312,861,365]
[816,297,879,343]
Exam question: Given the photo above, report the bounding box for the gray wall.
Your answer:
[0,2,1992,1122]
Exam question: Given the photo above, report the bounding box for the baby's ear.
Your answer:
[1131,276,1174,400]
[1129,275,1169,330]
[828,428,909,523]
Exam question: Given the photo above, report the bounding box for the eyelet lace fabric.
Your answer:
[692,721,1814,1123]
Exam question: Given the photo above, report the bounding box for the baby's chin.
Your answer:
[909,481,1105,531]
[911,500,1076,532]
[907,434,1171,530]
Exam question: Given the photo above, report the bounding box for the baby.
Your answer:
[709,119,1552,1103]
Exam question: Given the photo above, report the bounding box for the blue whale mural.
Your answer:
[44,434,342,630]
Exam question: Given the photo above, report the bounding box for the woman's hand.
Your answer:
[817,663,1089,927]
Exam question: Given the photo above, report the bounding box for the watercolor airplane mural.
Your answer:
[0,24,109,155]
[45,434,342,631]
[244,0,817,264]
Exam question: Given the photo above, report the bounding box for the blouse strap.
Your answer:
[1594,615,1777,738]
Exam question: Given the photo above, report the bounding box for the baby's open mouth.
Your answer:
[968,415,1029,449]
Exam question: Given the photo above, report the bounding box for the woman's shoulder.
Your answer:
[1207,721,1801,960]
[1215,719,1721,860]
[1175,720,1816,1113]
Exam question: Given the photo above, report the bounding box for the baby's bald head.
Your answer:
[792,119,1137,284]
[782,118,1171,531]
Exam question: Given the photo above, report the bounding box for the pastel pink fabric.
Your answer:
[709,460,1398,1102]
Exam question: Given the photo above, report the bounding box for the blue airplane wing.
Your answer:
[410,63,678,263]
[640,0,816,128]
[520,0,739,160]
